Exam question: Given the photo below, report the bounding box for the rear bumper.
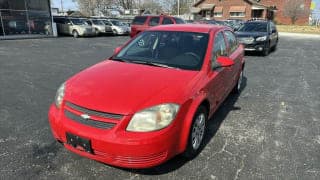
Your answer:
[48,104,179,168]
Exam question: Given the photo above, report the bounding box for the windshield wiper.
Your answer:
[131,60,178,69]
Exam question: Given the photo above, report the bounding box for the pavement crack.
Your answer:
[233,155,245,180]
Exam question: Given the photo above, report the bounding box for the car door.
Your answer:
[207,31,230,112]
[224,30,243,92]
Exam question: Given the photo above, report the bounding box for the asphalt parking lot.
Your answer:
[1,34,320,179]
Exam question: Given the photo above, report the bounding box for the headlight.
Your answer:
[126,103,180,132]
[256,36,267,41]
[55,83,65,108]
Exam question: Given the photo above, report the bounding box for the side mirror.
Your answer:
[113,46,122,55]
[212,56,234,69]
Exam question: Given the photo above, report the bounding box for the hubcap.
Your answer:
[237,71,243,91]
[191,113,206,150]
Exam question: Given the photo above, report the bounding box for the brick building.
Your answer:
[192,0,311,25]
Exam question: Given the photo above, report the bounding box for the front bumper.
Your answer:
[240,40,267,52]
[48,104,180,168]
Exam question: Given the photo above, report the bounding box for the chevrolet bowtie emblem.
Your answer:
[81,114,90,120]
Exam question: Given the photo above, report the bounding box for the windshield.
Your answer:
[113,31,209,70]
[111,20,124,26]
[238,22,267,32]
[70,18,87,25]
[92,20,104,25]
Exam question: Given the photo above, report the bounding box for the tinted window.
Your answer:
[92,20,104,25]
[174,17,185,24]
[162,17,173,25]
[132,16,147,25]
[224,31,238,54]
[149,17,160,26]
[212,32,227,63]
[70,19,86,25]
[54,18,65,24]
[238,22,267,32]
[114,31,209,70]
[86,21,92,25]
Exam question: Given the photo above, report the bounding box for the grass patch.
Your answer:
[277,25,320,34]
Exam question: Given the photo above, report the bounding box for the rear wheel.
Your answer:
[233,70,244,93]
[183,106,207,159]
[72,30,79,38]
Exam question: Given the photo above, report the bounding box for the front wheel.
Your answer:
[183,106,208,159]
[262,42,270,56]
[112,29,118,36]
[72,30,79,38]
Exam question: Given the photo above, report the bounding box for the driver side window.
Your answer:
[212,32,227,63]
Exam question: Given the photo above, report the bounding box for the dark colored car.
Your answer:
[235,20,278,56]
[130,15,185,37]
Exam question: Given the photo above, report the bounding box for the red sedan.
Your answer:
[48,24,245,168]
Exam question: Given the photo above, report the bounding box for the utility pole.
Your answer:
[60,0,64,14]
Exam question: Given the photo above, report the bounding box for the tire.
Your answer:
[72,30,79,38]
[233,70,244,93]
[271,39,278,52]
[112,29,118,36]
[262,41,270,56]
[183,106,208,159]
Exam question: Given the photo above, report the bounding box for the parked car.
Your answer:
[53,16,95,38]
[103,19,130,35]
[235,20,278,56]
[48,24,245,168]
[130,15,185,37]
[86,19,111,35]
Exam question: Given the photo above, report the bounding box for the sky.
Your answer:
[52,0,78,11]
[311,0,320,18]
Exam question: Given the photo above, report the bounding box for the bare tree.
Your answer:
[140,1,163,14]
[172,0,192,15]
[283,0,310,24]
[117,0,135,9]
[75,0,113,16]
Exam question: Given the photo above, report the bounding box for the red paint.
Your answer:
[48,24,245,168]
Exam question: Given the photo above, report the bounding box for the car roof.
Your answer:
[147,24,228,33]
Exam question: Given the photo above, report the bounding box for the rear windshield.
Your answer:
[132,16,147,25]
[174,17,186,24]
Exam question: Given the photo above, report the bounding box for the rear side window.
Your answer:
[224,31,238,54]
[174,17,185,24]
[132,16,147,25]
[162,17,174,25]
[149,17,160,26]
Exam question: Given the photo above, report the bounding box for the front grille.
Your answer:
[65,109,115,129]
[65,102,123,120]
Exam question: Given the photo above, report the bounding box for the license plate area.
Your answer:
[66,132,93,154]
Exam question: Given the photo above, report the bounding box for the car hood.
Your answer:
[65,60,199,115]
[235,31,268,38]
